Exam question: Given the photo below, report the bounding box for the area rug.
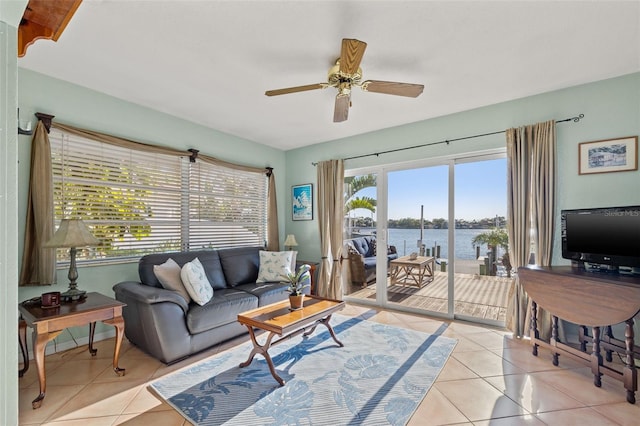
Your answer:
[149,314,456,425]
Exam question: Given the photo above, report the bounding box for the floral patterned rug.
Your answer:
[149,314,457,425]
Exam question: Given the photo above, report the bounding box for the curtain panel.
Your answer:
[316,159,345,299]
[505,120,555,338]
[19,121,56,286]
[266,168,279,251]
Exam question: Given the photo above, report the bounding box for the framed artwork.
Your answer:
[579,136,638,175]
[292,183,313,221]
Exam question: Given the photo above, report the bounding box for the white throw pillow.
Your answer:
[256,250,296,283]
[180,258,214,305]
[153,258,191,303]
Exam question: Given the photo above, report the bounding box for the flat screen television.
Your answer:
[561,205,640,270]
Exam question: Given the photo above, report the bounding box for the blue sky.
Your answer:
[348,158,507,221]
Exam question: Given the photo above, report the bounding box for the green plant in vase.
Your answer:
[282,264,311,310]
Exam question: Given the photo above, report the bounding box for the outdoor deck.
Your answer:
[348,269,513,322]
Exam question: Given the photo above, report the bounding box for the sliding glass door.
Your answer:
[343,172,378,297]
[386,165,449,314]
[343,149,508,326]
[453,157,509,324]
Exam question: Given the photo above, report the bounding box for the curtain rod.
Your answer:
[312,113,584,166]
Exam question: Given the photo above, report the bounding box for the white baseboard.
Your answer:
[22,328,117,361]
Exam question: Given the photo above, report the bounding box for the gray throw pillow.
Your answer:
[153,258,191,303]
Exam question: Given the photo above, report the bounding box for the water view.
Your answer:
[351,228,501,259]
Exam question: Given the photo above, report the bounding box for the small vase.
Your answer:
[289,294,304,310]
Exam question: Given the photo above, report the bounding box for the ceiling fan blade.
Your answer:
[333,93,350,123]
[361,80,424,97]
[265,83,326,96]
[339,39,367,75]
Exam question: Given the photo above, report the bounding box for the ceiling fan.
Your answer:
[265,38,424,123]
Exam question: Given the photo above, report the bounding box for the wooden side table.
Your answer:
[519,266,640,404]
[18,292,126,409]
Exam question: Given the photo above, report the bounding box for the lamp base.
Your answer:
[61,288,87,302]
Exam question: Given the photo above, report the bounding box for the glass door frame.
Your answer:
[343,148,506,327]
[452,151,507,328]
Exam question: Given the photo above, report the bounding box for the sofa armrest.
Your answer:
[113,281,189,314]
[113,281,194,363]
[347,248,367,286]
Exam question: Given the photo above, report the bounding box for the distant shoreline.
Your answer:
[351,228,504,261]
[387,227,497,229]
[351,227,502,231]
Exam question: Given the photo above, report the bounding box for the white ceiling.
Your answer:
[17,1,640,150]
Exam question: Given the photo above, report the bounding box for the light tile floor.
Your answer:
[18,303,640,425]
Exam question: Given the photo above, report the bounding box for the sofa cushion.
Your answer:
[186,288,258,334]
[153,258,191,303]
[349,238,369,256]
[256,250,295,283]
[139,250,227,289]
[196,250,228,290]
[218,246,262,286]
[180,258,214,306]
[235,282,290,306]
[362,256,378,270]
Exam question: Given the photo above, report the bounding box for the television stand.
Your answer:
[518,265,640,404]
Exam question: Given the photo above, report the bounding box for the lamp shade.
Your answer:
[284,234,298,247]
[44,219,99,248]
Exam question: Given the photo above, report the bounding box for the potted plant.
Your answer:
[282,264,311,310]
[471,227,511,277]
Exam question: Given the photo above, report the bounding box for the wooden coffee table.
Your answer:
[18,292,126,409]
[389,255,435,288]
[237,295,345,386]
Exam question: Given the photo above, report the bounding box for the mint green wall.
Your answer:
[16,69,287,341]
[285,73,640,265]
[2,2,27,424]
[11,68,640,357]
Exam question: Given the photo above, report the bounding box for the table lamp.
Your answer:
[44,219,99,301]
[284,234,298,251]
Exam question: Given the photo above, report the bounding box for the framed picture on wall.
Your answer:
[579,136,638,175]
[292,183,313,221]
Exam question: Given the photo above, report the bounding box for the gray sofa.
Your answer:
[346,236,398,287]
[113,246,305,364]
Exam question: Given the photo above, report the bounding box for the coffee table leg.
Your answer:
[239,326,284,386]
[317,315,344,347]
[302,315,344,347]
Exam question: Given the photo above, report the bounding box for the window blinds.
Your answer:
[49,128,267,262]
[187,160,267,250]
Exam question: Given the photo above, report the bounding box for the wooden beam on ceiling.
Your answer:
[18,0,83,57]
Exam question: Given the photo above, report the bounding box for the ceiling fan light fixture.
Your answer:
[328,59,363,84]
[337,82,351,96]
[265,38,423,122]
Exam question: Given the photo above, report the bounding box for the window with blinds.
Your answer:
[49,128,268,263]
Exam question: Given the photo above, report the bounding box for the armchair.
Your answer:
[346,236,398,288]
